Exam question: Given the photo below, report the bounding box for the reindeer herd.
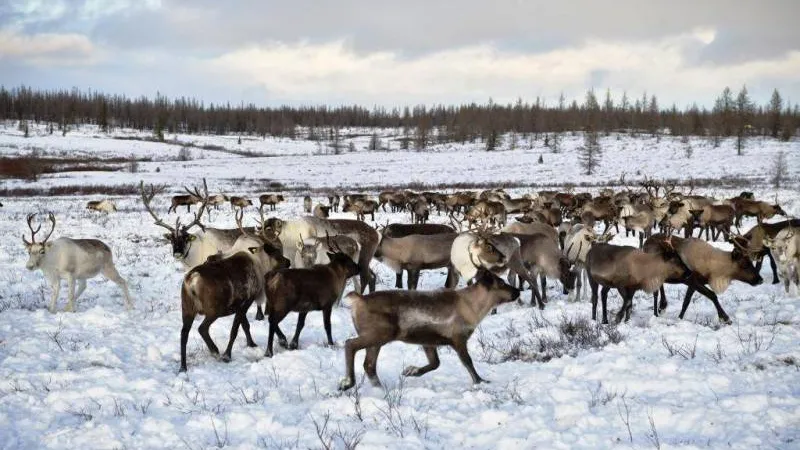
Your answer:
[19,177,799,388]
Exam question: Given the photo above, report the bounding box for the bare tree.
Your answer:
[579,129,602,175]
[771,151,789,188]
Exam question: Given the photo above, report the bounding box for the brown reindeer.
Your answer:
[379,222,456,288]
[230,196,253,211]
[169,191,202,213]
[259,194,285,211]
[338,268,520,390]
[313,203,331,218]
[374,232,458,290]
[698,204,735,241]
[328,194,341,212]
[343,198,378,221]
[731,196,786,226]
[179,236,289,371]
[263,242,360,357]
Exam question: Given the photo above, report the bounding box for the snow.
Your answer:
[0,125,799,449]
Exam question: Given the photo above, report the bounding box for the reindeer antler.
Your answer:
[23,213,41,245]
[325,231,342,254]
[179,178,210,232]
[139,181,176,234]
[40,212,56,245]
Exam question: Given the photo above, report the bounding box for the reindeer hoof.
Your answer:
[474,377,490,384]
[247,341,258,348]
[402,366,423,377]
[220,354,231,363]
[255,311,264,321]
[338,378,355,391]
[288,341,299,350]
[264,349,273,358]
[277,338,288,348]
[719,316,732,325]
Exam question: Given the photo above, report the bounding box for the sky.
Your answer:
[1,0,799,108]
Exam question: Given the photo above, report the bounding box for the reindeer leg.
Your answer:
[658,285,668,314]
[103,262,132,310]
[74,279,87,303]
[288,312,307,350]
[64,275,77,312]
[395,272,403,289]
[240,308,257,347]
[221,312,242,362]
[766,251,780,284]
[363,345,383,386]
[47,276,61,313]
[322,306,335,346]
[691,282,730,324]
[600,285,611,325]
[590,277,599,320]
[452,338,487,384]
[197,317,219,356]
[540,274,547,304]
[340,335,386,390]
[403,346,440,377]
[678,285,695,320]
[255,304,265,321]
[179,313,195,372]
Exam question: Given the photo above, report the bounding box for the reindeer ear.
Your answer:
[45,242,53,249]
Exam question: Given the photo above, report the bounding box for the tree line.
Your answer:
[0,85,797,146]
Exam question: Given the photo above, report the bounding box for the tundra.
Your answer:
[86,199,117,213]
[338,268,520,390]
[263,245,360,357]
[179,236,288,371]
[259,194,285,211]
[23,213,132,312]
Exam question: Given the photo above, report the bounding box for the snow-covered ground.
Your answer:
[0,125,799,449]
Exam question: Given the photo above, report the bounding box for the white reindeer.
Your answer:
[765,227,800,296]
[22,213,133,312]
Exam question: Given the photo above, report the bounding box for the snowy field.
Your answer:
[0,125,799,449]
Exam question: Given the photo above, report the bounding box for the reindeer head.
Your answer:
[22,213,56,270]
[140,179,209,260]
[728,233,764,286]
[325,232,360,277]
[474,268,520,304]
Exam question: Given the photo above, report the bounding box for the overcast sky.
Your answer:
[1,0,798,108]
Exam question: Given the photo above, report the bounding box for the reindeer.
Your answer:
[698,204,735,241]
[379,222,456,288]
[464,200,506,228]
[512,233,576,303]
[586,243,677,324]
[581,198,618,233]
[207,194,229,210]
[374,232,458,290]
[140,180,225,269]
[621,204,654,248]
[23,213,132,313]
[764,228,800,296]
[409,197,430,224]
[86,199,117,213]
[732,195,786,226]
[733,219,800,284]
[263,238,361,357]
[338,268,520,390]
[169,192,202,213]
[564,225,615,301]
[179,227,289,372]
[260,217,380,294]
[313,203,331,218]
[422,192,449,214]
[328,194,341,212]
[230,196,253,211]
[445,192,475,214]
[643,234,743,324]
[259,194,285,211]
[343,198,378,221]
[499,198,532,214]
[450,230,545,308]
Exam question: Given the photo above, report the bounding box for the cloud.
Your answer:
[0,28,99,65]
[205,31,800,107]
